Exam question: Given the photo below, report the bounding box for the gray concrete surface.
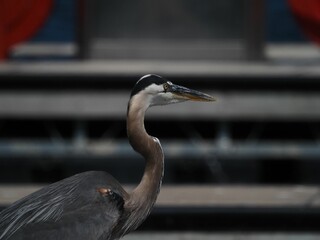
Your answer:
[124,232,320,240]
[1,185,319,208]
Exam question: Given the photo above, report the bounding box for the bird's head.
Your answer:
[130,74,215,109]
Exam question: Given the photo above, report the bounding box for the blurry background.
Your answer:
[1,0,320,239]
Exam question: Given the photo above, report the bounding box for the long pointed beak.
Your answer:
[170,84,216,102]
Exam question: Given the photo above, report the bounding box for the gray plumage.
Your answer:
[0,172,126,240]
[0,74,215,240]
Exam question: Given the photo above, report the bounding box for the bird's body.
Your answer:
[0,171,127,240]
[0,75,214,240]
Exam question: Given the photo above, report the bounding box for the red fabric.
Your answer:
[0,0,53,59]
[288,0,320,45]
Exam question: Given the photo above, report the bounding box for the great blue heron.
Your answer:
[0,74,215,240]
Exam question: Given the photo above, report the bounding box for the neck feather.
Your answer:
[125,94,164,228]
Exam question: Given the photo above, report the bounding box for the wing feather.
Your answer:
[0,171,126,240]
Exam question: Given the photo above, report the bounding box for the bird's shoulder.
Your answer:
[0,171,128,240]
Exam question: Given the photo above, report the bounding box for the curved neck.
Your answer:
[125,95,164,222]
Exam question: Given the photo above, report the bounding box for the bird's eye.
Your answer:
[163,83,170,92]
